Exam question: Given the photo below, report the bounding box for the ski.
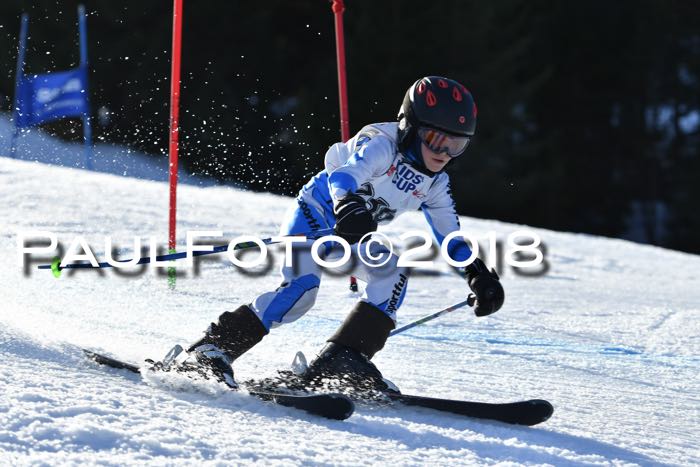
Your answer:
[84,349,552,425]
[82,349,354,421]
[285,351,553,426]
[385,392,553,426]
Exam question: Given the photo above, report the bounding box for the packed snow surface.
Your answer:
[1,155,698,466]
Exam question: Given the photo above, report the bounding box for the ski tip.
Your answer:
[339,399,356,420]
[252,390,355,421]
[529,399,554,424]
[83,348,141,374]
[83,348,99,360]
[50,256,62,278]
[319,394,356,420]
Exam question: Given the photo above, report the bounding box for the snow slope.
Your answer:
[1,156,699,466]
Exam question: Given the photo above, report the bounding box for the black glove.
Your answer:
[465,258,504,317]
[333,194,377,244]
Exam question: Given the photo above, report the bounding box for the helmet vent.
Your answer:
[426,90,437,107]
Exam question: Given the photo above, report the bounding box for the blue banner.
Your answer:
[15,67,88,128]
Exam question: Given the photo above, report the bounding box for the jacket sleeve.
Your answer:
[421,174,473,263]
[326,134,395,201]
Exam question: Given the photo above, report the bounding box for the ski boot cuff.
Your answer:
[327,301,395,359]
[188,305,267,361]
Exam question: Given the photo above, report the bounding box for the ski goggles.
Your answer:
[417,127,470,157]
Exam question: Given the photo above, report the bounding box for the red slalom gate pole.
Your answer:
[332,0,350,142]
[331,0,358,292]
[167,0,184,287]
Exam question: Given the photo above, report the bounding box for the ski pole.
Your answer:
[390,294,476,336]
[39,227,335,277]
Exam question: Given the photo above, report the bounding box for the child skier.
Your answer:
[177,76,504,392]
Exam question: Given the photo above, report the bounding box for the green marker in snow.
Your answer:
[51,257,62,278]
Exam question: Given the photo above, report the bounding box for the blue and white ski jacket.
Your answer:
[296,122,472,262]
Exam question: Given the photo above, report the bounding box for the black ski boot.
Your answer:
[302,302,398,397]
[180,305,267,389]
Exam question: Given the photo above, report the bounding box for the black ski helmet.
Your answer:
[397,76,477,153]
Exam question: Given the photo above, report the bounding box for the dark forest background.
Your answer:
[1,1,699,253]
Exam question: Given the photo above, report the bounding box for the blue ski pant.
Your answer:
[249,197,410,330]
